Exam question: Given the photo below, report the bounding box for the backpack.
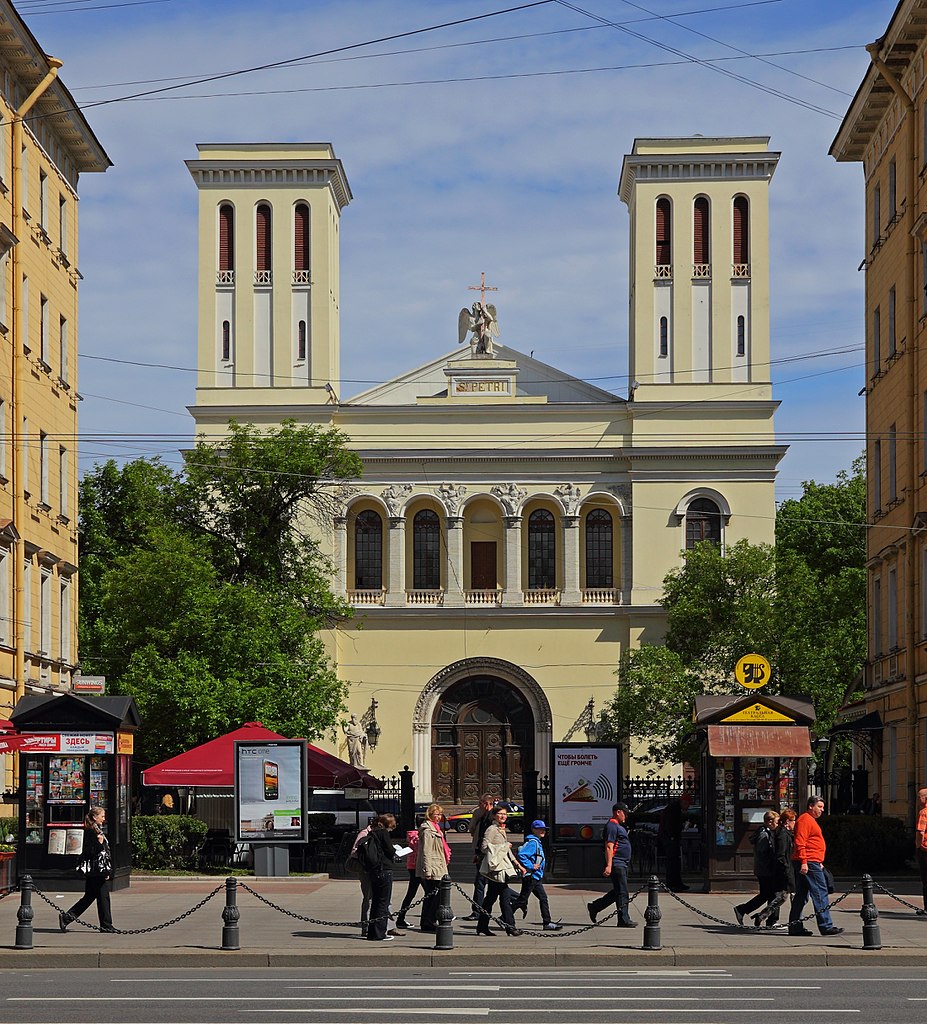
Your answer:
[346,831,384,874]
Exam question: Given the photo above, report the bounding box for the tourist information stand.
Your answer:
[11,693,139,891]
[693,682,814,891]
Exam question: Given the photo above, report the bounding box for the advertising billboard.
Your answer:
[549,743,621,841]
[234,740,308,843]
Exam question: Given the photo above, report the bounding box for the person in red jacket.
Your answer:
[787,795,843,937]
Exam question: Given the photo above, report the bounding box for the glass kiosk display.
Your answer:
[12,693,139,891]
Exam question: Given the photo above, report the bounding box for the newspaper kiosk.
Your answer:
[11,693,139,891]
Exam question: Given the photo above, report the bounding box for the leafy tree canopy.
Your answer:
[601,459,866,765]
[79,420,362,765]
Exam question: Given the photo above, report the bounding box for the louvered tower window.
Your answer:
[294,203,310,274]
[733,196,749,264]
[693,197,710,266]
[218,204,234,274]
[656,197,672,266]
[256,203,272,278]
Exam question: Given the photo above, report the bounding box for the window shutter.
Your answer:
[294,204,310,272]
[219,205,234,272]
[256,204,272,273]
[694,198,709,264]
[656,198,671,265]
[733,197,749,263]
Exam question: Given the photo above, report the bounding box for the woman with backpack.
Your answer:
[363,813,401,941]
[733,810,779,928]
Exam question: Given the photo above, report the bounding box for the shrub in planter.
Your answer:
[819,815,910,875]
[131,815,208,871]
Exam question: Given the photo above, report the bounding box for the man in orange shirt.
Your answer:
[915,787,927,916]
[787,795,843,937]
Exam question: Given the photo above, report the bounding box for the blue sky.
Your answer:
[23,0,895,497]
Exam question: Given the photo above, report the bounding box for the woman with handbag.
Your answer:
[60,806,115,933]
[476,805,525,937]
[415,802,452,932]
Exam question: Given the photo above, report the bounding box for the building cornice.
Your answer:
[618,149,780,204]
[185,157,352,209]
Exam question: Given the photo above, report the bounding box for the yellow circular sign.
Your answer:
[735,654,771,690]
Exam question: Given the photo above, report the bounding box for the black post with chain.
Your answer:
[435,876,453,950]
[860,873,882,950]
[15,875,33,950]
[642,875,662,950]
[221,876,240,950]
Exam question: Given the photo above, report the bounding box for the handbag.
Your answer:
[76,859,90,876]
[823,867,835,894]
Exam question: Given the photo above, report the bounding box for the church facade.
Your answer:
[187,138,784,802]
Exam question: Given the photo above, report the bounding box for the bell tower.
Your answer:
[186,143,351,410]
[618,137,779,400]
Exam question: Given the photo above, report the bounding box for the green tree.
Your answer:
[79,420,362,764]
[600,460,866,765]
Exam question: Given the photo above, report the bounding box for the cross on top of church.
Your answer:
[468,271,497,308]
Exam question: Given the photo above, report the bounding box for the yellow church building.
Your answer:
[187,137,784,803]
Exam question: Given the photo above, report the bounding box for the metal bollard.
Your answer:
[221,876,240,950]
[15,875,33,950]
[859,873,882,950]
[642,875,662,951]
[434,875,454,951]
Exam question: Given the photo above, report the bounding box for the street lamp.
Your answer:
[361,698,381,750]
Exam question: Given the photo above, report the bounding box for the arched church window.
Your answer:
[685,497,722,550]
[354,509,383,589]
[219,204,234,273]
[256,203,272,274]
[527,509,556,590]
[294,203,310,273]
[693,197,710,266]
[585,509,613,588]
[733,195,749,264]
[656,197,672,266]
[413,509,441,590]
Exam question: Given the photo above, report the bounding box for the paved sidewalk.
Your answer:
[1,874,925,967]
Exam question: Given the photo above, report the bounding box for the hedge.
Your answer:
[820,815,911,874]
[131,815,209,870]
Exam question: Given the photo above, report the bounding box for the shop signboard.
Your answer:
[549,742,621,841]
[234,740,308,843]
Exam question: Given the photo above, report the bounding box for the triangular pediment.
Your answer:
[347,345,623,406]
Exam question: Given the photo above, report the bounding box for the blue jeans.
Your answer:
[789,862,834,932]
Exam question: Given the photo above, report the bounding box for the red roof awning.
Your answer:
[141,722,381,789]
[707,724,811,757]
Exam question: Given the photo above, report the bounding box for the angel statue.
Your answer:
[458,301,500,356]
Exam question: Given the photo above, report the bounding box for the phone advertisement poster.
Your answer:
[234,740,308,843]
[550,743,621,840]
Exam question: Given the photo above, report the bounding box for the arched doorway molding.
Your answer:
[412,658,553,803]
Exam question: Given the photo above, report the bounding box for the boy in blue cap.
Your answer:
[511,820,562,930]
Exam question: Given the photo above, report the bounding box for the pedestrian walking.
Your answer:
[464,793,496,920]
[59,806,115,933]
[587,802,636,928]
[915,787,927,916]
[416,802,452,932]
[788,795,843,936]
[733,810,779,927]
[476,804,525,936]
[364,813,400,941]
[753,806,797,928]
[512,820,562,930]
[395,826,420,929]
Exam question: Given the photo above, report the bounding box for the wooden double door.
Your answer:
[431,676,533,805]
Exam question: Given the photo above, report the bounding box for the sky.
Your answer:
[19,0,897,499]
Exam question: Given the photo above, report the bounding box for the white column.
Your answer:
[562,515,581,604]
[502,516,522,606]
[334,516,347,595]
[386,516,406,606]
[445,516,464,607]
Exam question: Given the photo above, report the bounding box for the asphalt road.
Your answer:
[0,967,923,1023]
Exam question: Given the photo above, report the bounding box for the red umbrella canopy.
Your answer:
[142,723,380,789]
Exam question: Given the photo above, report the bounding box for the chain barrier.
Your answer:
[238,880,426,929]
[871,880,924,914]
[31,881,225,935]
[0,887,14,902]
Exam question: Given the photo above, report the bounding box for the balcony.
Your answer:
[692,263,711,279]
[523,588,561,606]
[216,271,235,285]
[406,590,444,606]
[581,588,620,605]
[731,263,750,279]
[254,270,273,285]
[348,589,385,606]
[654,264,673,279]
[292,270,311,285]
[464,589,502,606]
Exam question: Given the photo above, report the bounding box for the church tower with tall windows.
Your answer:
[186,144,351,407]
[618,138,779,397]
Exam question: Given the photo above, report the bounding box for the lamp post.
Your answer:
[361,698,380,751]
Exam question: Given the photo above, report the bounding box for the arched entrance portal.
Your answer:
[431,676,534,805]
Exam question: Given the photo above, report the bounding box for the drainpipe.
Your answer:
[865,41,919,818]
[10,56,63,711]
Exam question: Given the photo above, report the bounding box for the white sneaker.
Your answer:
[382,935,395,941]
